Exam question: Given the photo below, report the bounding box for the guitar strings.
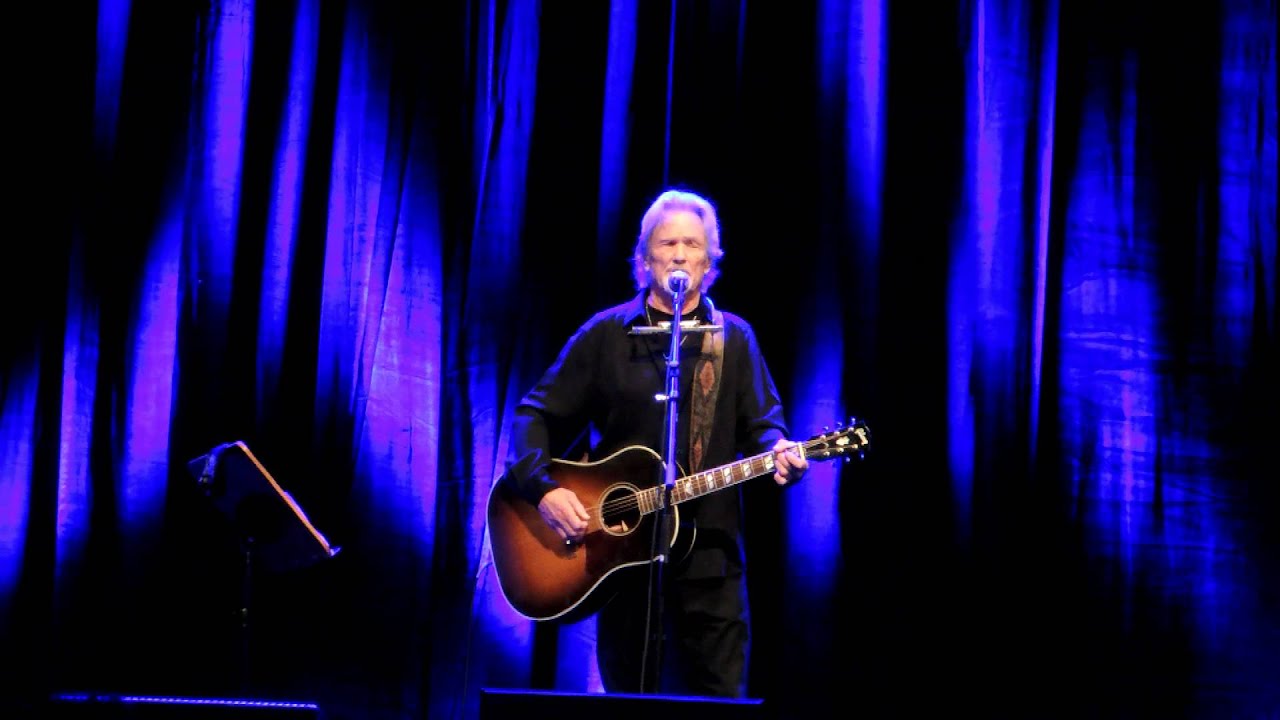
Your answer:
[590,438,822,515]
[590,455,766,516]
[584,433,858,523]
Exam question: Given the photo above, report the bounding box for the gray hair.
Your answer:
[631,189,724,290]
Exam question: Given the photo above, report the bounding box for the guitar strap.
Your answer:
[688,298,725,473]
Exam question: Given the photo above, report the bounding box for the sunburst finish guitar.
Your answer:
[486,421,871,622]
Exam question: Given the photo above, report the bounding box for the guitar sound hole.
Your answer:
[598,485,642,536]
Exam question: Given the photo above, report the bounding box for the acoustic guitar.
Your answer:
[486,421,871,622]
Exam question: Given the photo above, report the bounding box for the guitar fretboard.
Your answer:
[632,423,868,515]
[636,446,792,514]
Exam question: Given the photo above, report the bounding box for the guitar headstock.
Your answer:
[805,418,871,461]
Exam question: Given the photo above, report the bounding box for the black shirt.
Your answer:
[503,291,790,576]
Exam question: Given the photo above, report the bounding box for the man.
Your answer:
[501,188,807,697]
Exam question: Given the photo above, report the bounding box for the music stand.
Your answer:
[186,441,340,691]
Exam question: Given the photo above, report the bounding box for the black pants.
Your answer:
[595,565,750,698]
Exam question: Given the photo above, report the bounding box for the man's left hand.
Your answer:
[771,439,809,486]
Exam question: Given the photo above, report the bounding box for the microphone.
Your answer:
[665,270,691,295]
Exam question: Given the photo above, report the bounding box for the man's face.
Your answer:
[646,209,710,305]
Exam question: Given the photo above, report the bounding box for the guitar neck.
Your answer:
[636,447,793,515]
[631,423,869,516]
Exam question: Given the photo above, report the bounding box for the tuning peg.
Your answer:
[835,420,843,428]
[823,425,830,432]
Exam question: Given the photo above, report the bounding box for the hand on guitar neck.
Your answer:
[769,438,809,485]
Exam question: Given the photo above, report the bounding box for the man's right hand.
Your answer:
[538,487,591,543]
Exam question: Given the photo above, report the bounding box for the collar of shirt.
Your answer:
[623,290,710,326]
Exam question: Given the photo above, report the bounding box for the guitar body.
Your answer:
[486,446,687,623]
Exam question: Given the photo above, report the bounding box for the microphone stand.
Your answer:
[643,280,686,694]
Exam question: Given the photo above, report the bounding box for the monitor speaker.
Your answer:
[479,688,767,720]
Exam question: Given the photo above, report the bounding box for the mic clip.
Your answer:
[629,320,722,336]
